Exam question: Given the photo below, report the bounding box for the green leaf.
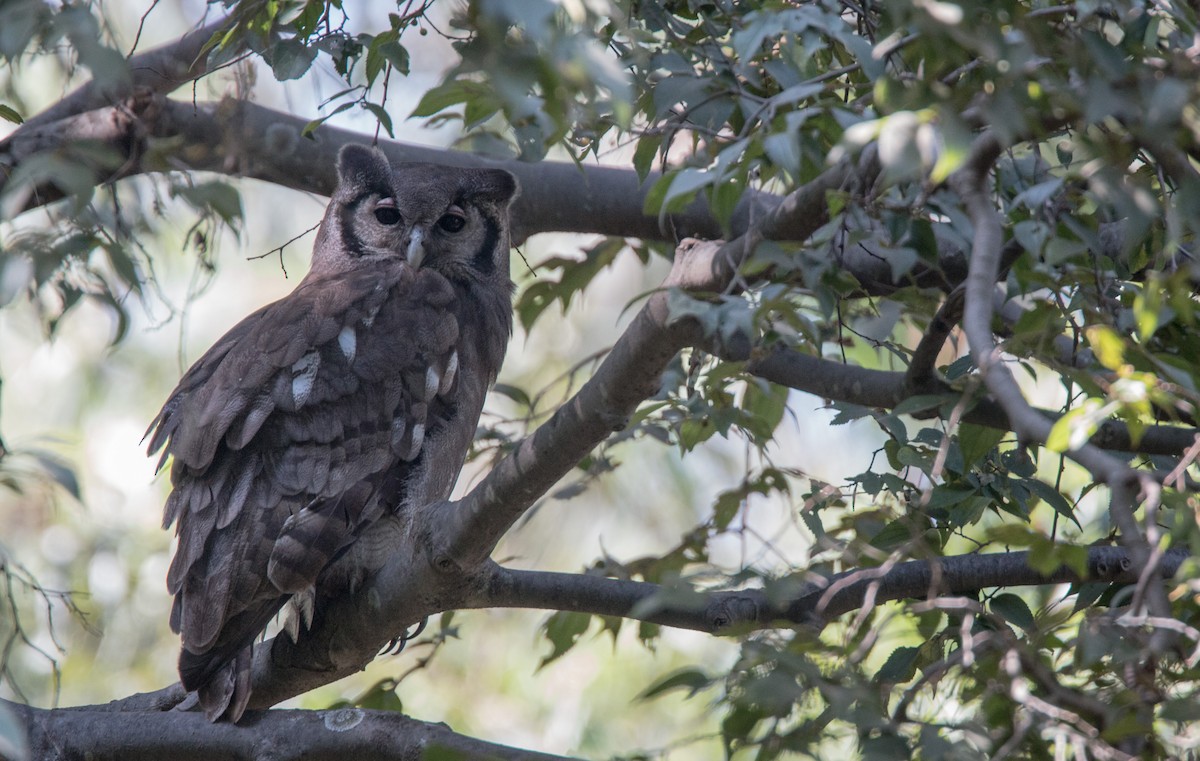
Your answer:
[538,611,592,668]
[1047,399,1109,453]
[269,38,317,81]
[492,383,532,410]
[989,593,1035,631]
[0,0,49,62]
[28,449,80,500]
[1028,542,1089,577]
[1025,479,1080,529]
[637,668,712,700]
[1086,326,1126,371]
[721,704,766,747]
[677,416,716,452]
[740,381,788,445]
[891,394,949,416]
[302,101,357,138]
[353,678,404,712]
[876,646,919,683]
[1101,707,1151,743]
[1012,178,1064,210]
[985,523,1040,547]
[0,104,22,124]
[515,238,626,331]
[412,80,485,118]
[173,181,244,229]
[957,424,1004,469]
[361,103,395,138]
[633,134,662,182]
[943,355,974,381]
[659,168,714,216]
[869,519,916,552]
[1161,697,1200,722]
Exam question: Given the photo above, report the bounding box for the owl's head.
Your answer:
[311,144,518,287]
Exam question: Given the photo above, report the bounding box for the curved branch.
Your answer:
[740,345,1199,457]
[953,132,1129,480]
[435,155,877,571]
[952,133,1170,623]
[6,699,578,761]
[474,547,1188,633]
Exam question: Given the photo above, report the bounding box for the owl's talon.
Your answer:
[379,617,429,655]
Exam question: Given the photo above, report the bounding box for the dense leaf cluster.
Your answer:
[4,0,1200,758]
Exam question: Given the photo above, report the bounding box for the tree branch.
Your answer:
[951,132,1171,624]
[17,18,234,133]
[740,344,1199,457]
[953,132,1130,480]
[435,153,877,571]
[7,699,578,761]
[2,95,962,298]
[473,547,1188,632]
[0,95,728,242]
[905,288,965,391]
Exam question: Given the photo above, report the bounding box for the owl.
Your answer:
[146,144,518,722]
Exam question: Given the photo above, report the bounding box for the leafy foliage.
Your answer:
[4,0,1200,758]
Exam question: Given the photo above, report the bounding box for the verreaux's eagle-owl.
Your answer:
[146,145,518,721]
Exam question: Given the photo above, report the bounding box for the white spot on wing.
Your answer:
[337,326,357,363]
[291,351,320,407]
[219,463,256,529]
[389,417,407,452]
[404,422,425,461]
[440,350,458,395]
[424,366,440,401]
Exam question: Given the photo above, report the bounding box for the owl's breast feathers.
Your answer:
[146,260,470,721]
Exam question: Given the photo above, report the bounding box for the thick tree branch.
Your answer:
[3,95,978,298]
[473,547,1188,632]
[0,95,727,241]
[7,699,578,761]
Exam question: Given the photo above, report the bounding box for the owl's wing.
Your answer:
[147,262,461,720]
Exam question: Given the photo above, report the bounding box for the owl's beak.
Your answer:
[406,228,426,268]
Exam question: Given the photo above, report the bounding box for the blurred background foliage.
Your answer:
[3,0,1200,758]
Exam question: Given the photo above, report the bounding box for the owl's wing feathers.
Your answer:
[148,262,461,712]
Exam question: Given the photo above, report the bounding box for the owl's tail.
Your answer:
[179,644,253,722]
[174,589,289,722]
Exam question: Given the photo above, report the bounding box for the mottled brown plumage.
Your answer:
[147,145,517,721]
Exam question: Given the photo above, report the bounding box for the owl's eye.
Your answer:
[374,200,402,226]
[437,211,466,233]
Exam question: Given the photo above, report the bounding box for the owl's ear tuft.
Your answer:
[336,144,394,198]
[472,169,519,206]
